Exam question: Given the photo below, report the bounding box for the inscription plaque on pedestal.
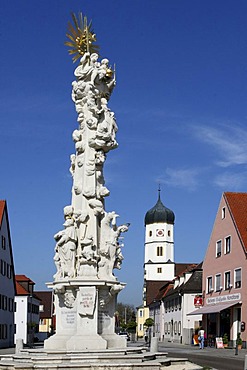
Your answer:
[78,286,96,316]
[61,310,76,328]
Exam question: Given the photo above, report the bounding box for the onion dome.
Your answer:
[145,191,175,226]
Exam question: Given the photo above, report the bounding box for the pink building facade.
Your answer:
[198,193,247,346]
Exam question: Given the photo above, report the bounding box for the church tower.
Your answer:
[144,190,175,284]
[136,190,176,338]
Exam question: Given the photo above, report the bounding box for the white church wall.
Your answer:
[145,224,173,246]
[146,263,175,281]
[144,242,174,264]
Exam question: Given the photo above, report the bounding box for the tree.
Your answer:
[144,318,154,328]
[127,320,137,333]
[144,318,154,345]
[116,302,136,331]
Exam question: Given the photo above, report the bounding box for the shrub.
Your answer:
[223,333,228,344]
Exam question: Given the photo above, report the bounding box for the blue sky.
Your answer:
[1,1,247,307]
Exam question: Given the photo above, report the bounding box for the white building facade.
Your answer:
[0,201,16,348]
[162,266,202,344]
[14,275,40,345]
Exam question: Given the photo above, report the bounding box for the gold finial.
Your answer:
[65,12,100,63]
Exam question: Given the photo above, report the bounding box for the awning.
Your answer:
[187,301,241,316]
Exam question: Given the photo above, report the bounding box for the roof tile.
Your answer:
[15,281,29,295]
[15,275,35,284]
[0,201,5,226]
[224,192,247,252]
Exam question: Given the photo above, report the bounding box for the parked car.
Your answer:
[118,332,130,341]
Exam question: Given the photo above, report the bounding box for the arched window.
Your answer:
[178,321,181,335]
[174,321,177,335]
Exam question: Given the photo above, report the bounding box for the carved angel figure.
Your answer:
[53,219,77,279]
[98,212,129,280]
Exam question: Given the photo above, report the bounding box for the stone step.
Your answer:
[0,360,162,370]
[0,360,203,370]
[0,349,192,370]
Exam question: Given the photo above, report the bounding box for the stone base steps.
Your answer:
[0,348,202,370]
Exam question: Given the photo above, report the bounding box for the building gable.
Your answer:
[15,281,29,295]
[0,200,16,348]
[15,275,36,296]
[0,201,16,294]
[204,193,247,269]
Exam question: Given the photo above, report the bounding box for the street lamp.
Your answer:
[153,300,156,337]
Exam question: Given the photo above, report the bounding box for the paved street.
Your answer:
[133,339,247,370]
[0,348,15,355]
[1,342,247,369]
[160,341,246,370]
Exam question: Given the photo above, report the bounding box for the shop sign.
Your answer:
[216,337,224,349]
[206,293,241,305]
[194,296,203,307]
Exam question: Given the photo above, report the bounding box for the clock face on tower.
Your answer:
[156,229,164,237]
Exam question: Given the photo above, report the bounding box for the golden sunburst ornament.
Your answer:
[65,12,100,63]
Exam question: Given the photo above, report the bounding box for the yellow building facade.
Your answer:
[136,306,149,338]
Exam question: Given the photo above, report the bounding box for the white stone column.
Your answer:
[45,44,128,351]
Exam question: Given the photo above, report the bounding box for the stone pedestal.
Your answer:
[98,285,126,348]
[44,280,125,351]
